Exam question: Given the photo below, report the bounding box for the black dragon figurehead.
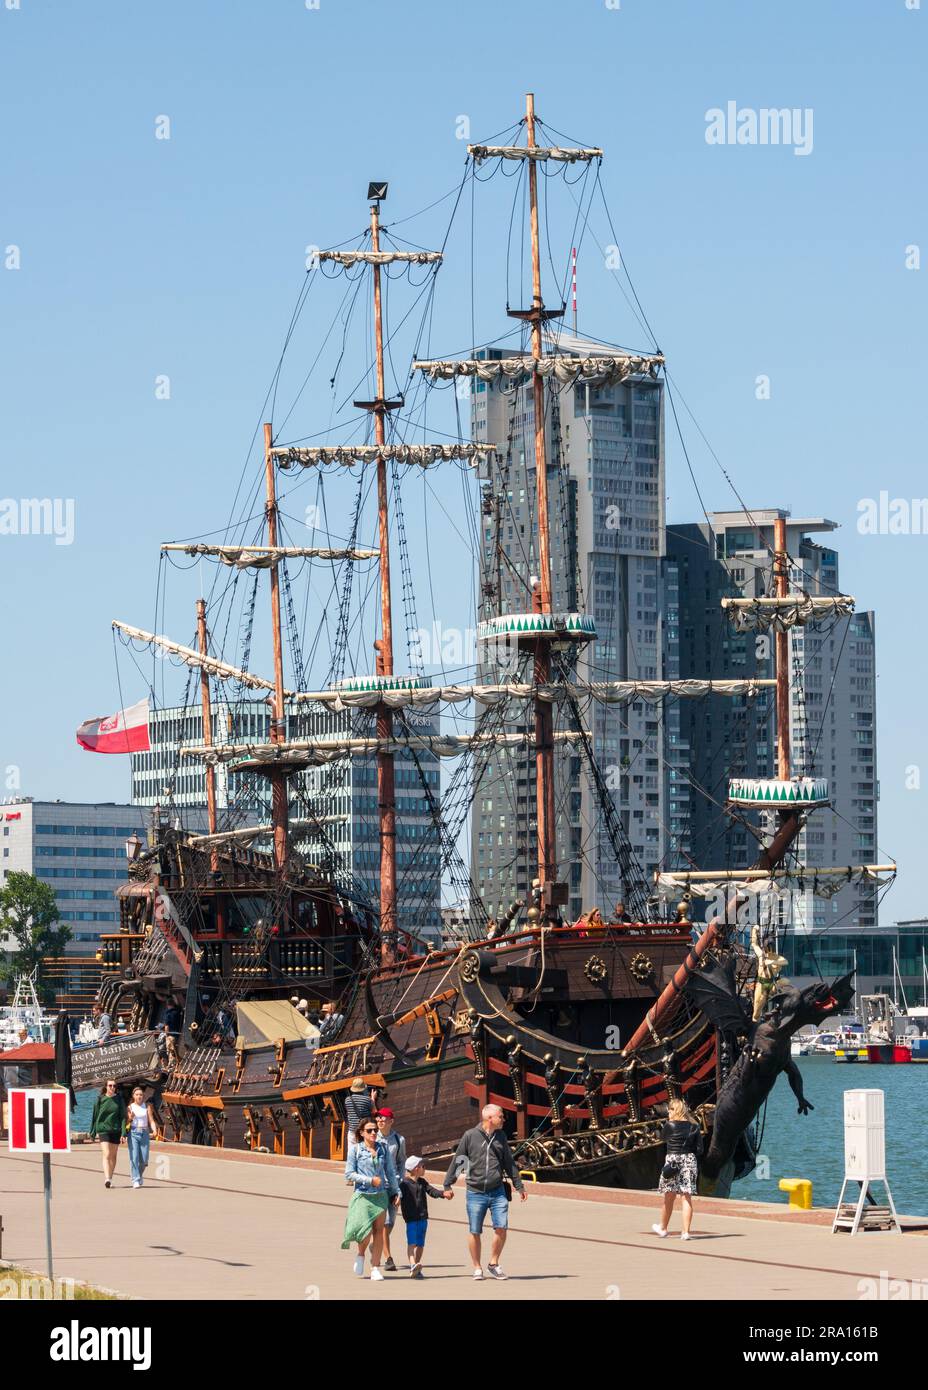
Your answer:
[770,970,856,1036]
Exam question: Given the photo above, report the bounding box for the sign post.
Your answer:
[8,1087,71,1278]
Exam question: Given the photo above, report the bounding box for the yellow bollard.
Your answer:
[778,1177,812,1210]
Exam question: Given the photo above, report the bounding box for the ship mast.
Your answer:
[773,514,791,780]
[522,92,557,892]
[195,597,219,874]
[264,421,290,875]
[369,191,397,964]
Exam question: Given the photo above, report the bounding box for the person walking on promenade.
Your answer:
[401,1156,453,1278]
[126,1086,158,1189]
[342,1119,400,1280]
[375,1108,406,1271]
[652,1098,703,1240]
[90,1078,127,1187]
[344,1078,373,1158]
[443,1103,527,1281]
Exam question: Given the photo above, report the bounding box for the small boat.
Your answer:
[0,971,57,1050]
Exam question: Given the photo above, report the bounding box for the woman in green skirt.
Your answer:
[342,1119,400,1280]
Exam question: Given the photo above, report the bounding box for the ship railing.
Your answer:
[300,1036,376,1085]
[412,919,690,972]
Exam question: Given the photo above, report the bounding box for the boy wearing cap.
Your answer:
[376,1108,406,1271]
[401,1156,453,1278]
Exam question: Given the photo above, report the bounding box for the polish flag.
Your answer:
[76,698,150,754]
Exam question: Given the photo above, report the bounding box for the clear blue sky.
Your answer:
[1,0,925,919]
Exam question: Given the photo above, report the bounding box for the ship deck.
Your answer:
[2,1143,925,1302]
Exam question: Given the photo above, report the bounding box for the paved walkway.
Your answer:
[2,1145,926,1301]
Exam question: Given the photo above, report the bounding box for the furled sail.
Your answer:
[318,250,442,266]
[412,353,664,388]
[468,144,603,164]
[721,595,855,632]
[272,442,496,470]
[161,543,379,569]
[187,816,347,849]
[183,730,587,768]
[112,621,273,691]
[656,865,896,902]
[289,678,775,710]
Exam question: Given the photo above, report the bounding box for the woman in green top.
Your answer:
[90,1078,127,1188]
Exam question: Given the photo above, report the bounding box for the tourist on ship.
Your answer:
[92,1004,112,1044]
[319,1001,345,1044]
[652,1098,704,1240]
[443,1104,527,1281]
[376,1108,406,1271]
[342,1119,400,1280]
[90,1078,127,1187]
[612,901,630,925]
[127,1086,158,1189]
[400,1155,454,1278]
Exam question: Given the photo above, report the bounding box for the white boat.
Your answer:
[0,971,57,1050]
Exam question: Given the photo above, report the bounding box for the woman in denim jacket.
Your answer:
[341,1119,400,1280]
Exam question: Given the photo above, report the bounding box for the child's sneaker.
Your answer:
[383,1257,397,1272]
[370,1267,385,1281]
[410,1261,422,1277]
[681,1231,691,1241]
[472,1267,484,1280]
[651,1223,668,1238]
[487,1264,507,1280]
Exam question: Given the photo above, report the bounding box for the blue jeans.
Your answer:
[128,1130,150,1184]
[466,1186,509,1235]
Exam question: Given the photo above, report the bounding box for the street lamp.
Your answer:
[125,833,143,862]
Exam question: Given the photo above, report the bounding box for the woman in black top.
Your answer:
[652,1099,703,1241]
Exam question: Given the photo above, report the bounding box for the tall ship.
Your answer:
[72,96,894,1191]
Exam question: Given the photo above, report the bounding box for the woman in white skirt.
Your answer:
[652,1098,703,1240]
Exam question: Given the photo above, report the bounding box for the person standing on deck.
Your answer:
[443,1104,527,1281]
[92,1004,112,1043]
[319,1001,345,1044]
[375,1108,406,1271]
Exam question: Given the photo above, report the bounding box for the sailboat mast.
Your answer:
[195,598,219,873]
[774,515,792,780]
[264,421,290,874]
[525,91,557,890]
[370,196,398,962]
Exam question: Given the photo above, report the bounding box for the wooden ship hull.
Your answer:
[157,922,719,1189]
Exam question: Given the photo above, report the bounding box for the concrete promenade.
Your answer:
[2,1143,926,1301]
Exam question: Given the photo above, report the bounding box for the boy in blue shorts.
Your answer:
[400,1155,453,1278]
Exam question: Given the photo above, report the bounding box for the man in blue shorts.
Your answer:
[443,1103,527,1280]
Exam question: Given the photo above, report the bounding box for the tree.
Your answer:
[0,871,72,986]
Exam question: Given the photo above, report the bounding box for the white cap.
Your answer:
[404,1155,423,1172]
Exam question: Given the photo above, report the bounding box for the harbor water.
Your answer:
[732,1055,928,1216]
[71,1057,926,1216]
